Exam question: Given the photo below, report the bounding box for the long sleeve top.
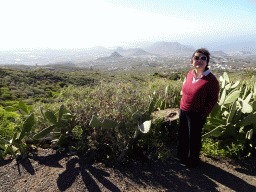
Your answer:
[180,70,219,118]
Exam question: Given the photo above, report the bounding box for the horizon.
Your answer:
[1,0,256,51]
[1,40,256,53]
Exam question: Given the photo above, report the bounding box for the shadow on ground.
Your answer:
[2,149,255,191]
[0,158,12,167]
[54,153,256,191]
[56,156,121,192]
[115,158,256,191]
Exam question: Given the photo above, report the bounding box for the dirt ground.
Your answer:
[1,146,256,192]
[1,108,256,191]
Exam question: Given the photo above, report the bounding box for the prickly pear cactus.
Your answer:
[204,72,256,156]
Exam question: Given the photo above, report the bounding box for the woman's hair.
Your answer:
[191,48,210,70]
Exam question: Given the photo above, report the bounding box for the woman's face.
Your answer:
[192,52,207,71]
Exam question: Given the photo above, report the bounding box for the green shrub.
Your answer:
[0,106,21,140]
[169,73,180,80]
[1,87,13,100]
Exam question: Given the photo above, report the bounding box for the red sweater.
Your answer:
[180,70,219,118]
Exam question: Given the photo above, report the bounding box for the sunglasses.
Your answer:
[194,56,207,61]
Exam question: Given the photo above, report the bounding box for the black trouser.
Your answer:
[177,109,206,164]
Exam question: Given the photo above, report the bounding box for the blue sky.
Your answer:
[0,0,256,50]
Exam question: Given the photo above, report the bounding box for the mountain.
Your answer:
[129,48,156,57]
[144,42,195,56]
[115,47,140,56]
[115,47,156,57]
[96,51,123,61]
[109,51,123,58]
[211,50,228,56]
[240,51,252,55]
[211,41,256,53]
[116,47,126,54]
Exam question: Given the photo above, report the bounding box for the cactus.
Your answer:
[102,119,118,129]
[253,82,256,100]
[246,129,253,140]
[253,101,256,111]
[238,98,253,114]
[242,86,248,100]
[34,105,74,150]
[208,117,226,126]
[33,125,56,140]
[233,108,242,124]
[19,113,35,141]
[138,120,151,134]
[89,115,102,128]
[231,80,240,89]
[236,112,256,127]
[210,103,220,118]
[219,88,226,105]
[165,85,169,98]
[223,72,230,83]
[227,101,236,124]
[225,83,232,90]
[223,90,240,105]
[219,75,224,82]
[204,72,256,156]
[116,120,152,164]
[202,125,225,138]
[89,116,121,130]
[45,111,57,124]
[58,105,65,122]
[88,97,155,164]
[18,101,29,114]
[132,111,142,122]
[117,121,126,135]
[245,92,252,103]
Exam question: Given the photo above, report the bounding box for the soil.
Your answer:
[1,148,256,192]
[1,108,256,191]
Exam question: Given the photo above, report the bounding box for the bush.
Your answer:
[169,73,180,80]
[0,106,21,140]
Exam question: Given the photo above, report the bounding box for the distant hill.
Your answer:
[96,51,123,61]
[115,47,156,57]
[211,50,228,56]
[129,48,154,57]
[115,47,142,56]
[212,41,256,54]
[110,51,123,58]
[240,51,252,55]
[144,42,195,56]
[116,47,126,54]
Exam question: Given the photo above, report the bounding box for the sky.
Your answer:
[1,0,256,51]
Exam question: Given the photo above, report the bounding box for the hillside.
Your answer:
[212,41,256,53]
[211,50,228,56]
[129,48,156,57]
[144,42,195,56]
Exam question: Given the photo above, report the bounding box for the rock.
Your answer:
[151,108,179,122]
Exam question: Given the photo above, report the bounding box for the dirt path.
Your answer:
[1,148,256,192]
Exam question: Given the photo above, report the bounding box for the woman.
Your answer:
[177,48,219,168]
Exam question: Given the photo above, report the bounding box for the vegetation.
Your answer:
[201,72,256,158]
[0,66,256,164]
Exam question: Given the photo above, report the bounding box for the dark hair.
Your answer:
[191,48,210,70]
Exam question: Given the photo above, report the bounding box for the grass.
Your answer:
[201,138,245,158]
[201,138,231,157]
